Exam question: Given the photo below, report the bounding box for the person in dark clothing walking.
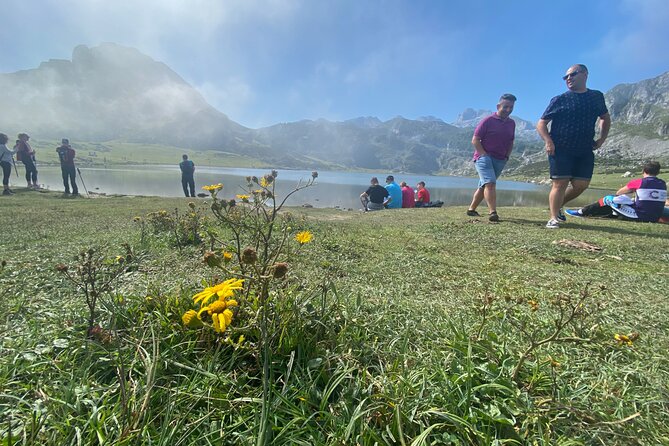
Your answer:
[16,133,39,189]
[56,138,78,195]
[179,154,195,197]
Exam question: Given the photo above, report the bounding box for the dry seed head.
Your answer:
[272,262,289,278]
[241,247,257,264]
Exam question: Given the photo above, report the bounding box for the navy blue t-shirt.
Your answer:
[540,89,608,153]
[179,160,195,177]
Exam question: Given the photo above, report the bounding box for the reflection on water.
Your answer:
[31,165,605,209]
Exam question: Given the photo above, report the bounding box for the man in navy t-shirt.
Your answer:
[179,154,196,197]
[537,64,611,229]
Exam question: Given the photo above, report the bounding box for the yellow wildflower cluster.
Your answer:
[202,183,224,192]
[182,278,244,333]
[236,194,250,202]
[295,230,313,244]
[614,332,639,346]
[527,300,539,312]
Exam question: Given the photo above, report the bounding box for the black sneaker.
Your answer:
[466,209,481,217]
[488,212,499,222]
[2,190,11,196]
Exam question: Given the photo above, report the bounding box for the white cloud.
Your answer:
[194,78,254,118]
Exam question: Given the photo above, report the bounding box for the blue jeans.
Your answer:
[475,156,507,188]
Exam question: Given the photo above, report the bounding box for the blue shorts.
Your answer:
[475,156,507,188]
[549,150,594,181]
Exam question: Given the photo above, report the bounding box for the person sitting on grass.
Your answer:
[384,175,402,209]
[415,181,431,207]
[565,161,666,222]
[400,181,415,208]
[660,198,669,224]
[360,176,391,211]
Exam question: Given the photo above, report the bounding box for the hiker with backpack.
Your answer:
[0,133,17,195]
[16,133,39,189]
[56,138,79,195]
[179,154,196,197]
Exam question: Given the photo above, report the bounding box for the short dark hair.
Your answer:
[642,161,661,176]
[575,64,588,73]
[370,176,379,184]
[386,175,394,182]
[182,154,188,160]
[499,93,517,102]
[0,133,7,144]
[417,181,425,187]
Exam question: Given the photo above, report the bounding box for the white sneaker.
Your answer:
[545,218,560,229]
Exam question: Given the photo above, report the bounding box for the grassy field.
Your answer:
[1,186,668,445]
[25,138,269,169]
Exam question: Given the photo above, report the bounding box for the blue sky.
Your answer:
[1,0,668,128]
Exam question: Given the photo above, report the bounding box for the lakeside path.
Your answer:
[1,190,668,444]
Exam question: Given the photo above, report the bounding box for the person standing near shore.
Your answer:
[56,138,79,195]
[537,64,611,229]
[16,133,39,189]
[0,133,16,195]
[466,94,517,221]
[179,154,196,197]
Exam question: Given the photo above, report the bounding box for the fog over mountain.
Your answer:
[1,43,667,174]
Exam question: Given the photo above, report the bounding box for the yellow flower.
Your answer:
[212,313,226,332]
[260,177,269,187]
[202,183,224,192]
[193,278,244,306]
[182,310,203,328]
[295,231,313,244]
[211,309,234,333]
[236,194,250,202]
[222,308,233,326]
[222,251,233,262]
[133,216,142,222]
[199,300,228,316]
[237,334,245,346]
[614,333,634,346]
[527,300,539,312]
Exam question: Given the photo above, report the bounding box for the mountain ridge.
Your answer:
[1,43,667,174]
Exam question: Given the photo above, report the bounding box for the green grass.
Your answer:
[25,138,269,168]
[1,189,668,445]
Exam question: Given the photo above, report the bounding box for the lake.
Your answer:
[30,165,605,209]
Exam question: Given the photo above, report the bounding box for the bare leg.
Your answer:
[468,187,484,211]
[483,183,497,213]
[549,179,570,221]
[563,179,590,206]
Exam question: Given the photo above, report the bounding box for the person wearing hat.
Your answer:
[16,133,38,189]
[56,138,78,195]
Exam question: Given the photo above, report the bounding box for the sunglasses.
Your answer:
[562,70,583,80]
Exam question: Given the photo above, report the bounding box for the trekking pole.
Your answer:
[12,158,19,177]
[77,167,90,196]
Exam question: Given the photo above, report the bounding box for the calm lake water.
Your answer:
[31,165,604,209]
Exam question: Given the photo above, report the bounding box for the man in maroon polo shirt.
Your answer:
[466,93,517,222]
